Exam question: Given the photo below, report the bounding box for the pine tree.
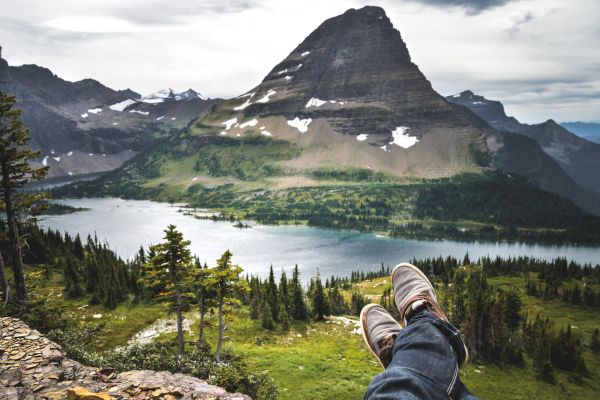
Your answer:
[279,302,290,331]
[279,270,290,313]
[195,259,216,352]
[63,256,84,298]
[267,265,279,321]
[211,249,247,362]
[260,300,275,330]
[142,225,194,356]
[310,272,329,320]
[290,265,308,321]
[0,91,48,301]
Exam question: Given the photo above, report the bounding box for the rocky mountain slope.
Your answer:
[0,55,220,178]
[0,317,248,400]
[447,91,600,194]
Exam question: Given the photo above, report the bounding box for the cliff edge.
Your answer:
[0,317,249,400]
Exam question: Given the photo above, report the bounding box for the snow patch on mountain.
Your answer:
[357,134,368,141]
[87,108,102,114]
[390,127,418,149]
[305,98,327,108]
[222,117,238,130]
[129,110,149,116]
[234,93,254,110]
[287,117,312,133]
[257,90,276,104]
[239,118,259,128]
[109,99,136,112]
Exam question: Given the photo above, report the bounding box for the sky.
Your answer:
[0,0,599,123]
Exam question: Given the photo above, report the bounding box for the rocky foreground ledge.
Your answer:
[0,317,249,400]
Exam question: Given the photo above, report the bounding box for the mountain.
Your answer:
[447,90,600,194]
[561,122,600,144]
[0,56,220,178]
[58,6,600,217]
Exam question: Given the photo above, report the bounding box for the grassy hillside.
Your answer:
[10,262,600,400]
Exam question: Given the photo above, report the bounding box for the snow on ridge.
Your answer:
[81,113,88,118]
[113,122,118,126]
[305,98,327,108]
[156,116,164,121]
[68,172,73,176]
[452,93,461,98]
[305,98,347,108]
[109,99,136,112]
[42,156,48,166]
[234,93,255,110]
[380,145,388,152]
[129,110,149,116]
[261,130,273,137]
[472,101,483,105]
[283,75,293,81]
[222,117,238,130]
[287,117,312,133]
[301,51,310,57]
[357,134,368,142]
[140,88,171,104]
[67,151,73,156]
[87,108,102,114]
[390,126,418,149]
[237,92,254,98]
[257,89,276,104]
[239,118,258,128]
[276,68,288,75]
[52,156,61,162]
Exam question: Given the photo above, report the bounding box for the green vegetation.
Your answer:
[4,248,600,399]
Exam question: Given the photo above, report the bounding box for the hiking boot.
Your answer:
[360,303,401,368]
[392,262,469,368]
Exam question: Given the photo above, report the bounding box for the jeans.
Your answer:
[364,310,479,400]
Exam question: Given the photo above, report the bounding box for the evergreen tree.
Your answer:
[310,272,329,320]
[211,249,247,362]
[142,225,194,356]
[63,256,84,298]
[195,259,216,352]
[279,270,290,313]
[266,265,279,321]
[261,300,275,330]
[290,265,308,321]
[0,91,48,301]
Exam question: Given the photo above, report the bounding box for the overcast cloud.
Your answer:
[0,0,598,123]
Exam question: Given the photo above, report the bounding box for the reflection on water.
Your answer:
[39,198,600,281]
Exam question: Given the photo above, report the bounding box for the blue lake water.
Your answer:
[39,198,600,281]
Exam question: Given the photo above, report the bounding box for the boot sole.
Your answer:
[391,262,470,369]
[360,303,387,369]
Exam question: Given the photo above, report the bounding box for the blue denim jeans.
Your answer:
[364,310,479,400]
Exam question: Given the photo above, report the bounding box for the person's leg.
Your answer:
[362,263,479,400]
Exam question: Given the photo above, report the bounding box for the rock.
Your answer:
[0,317,250,399]
[66,387,112,400]
[42,345,64,363]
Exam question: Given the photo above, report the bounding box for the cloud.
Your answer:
[405,0,515,15]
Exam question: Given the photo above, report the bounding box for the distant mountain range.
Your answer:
[0,57,220,178]
[4,6,600,219]
[560,122,600,144]
[446,90,600,195]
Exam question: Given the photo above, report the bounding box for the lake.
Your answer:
[39,198,600,280]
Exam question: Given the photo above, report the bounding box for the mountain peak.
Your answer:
[218,6,460,138]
